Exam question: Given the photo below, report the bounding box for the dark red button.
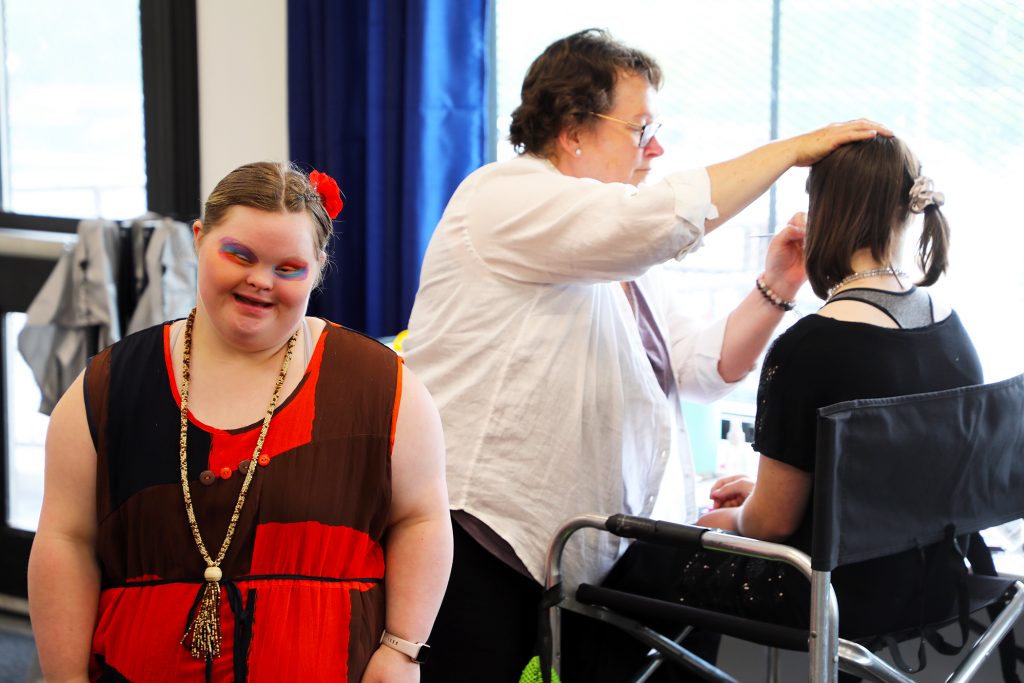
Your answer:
[199,470,215,486]
[239,460,251,474]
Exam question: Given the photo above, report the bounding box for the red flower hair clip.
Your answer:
[309,170,344,219]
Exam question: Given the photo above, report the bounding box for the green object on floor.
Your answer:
[519,655,562,683]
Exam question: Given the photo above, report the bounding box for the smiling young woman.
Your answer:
[192,205,323,357]
[28,161,452,683]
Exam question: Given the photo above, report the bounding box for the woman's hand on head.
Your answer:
[790,119,893,167]
[762,212,807,302]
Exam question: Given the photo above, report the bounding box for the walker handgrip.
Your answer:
[605,514,707,547]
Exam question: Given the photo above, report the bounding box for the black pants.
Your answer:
[422,522,719,683]
[420,521,543,683]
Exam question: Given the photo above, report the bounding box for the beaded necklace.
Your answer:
[827,266,908,299]
[177,308,298,661]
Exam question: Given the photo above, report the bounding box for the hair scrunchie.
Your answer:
[909,175,945,214]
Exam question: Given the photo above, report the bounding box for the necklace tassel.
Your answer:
[177,309,296,662]
[182,579,223,660]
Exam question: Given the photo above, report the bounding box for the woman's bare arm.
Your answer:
[705,119,891,233]
[28,371,100,682]
[697,454,811,542]
[360,364,452,683]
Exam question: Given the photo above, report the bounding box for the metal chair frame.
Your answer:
[545,515,1024,682]
[543,374,1024,682]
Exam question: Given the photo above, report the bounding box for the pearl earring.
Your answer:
[574,148,582,157]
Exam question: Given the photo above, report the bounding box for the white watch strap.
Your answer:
[379,630,430,663]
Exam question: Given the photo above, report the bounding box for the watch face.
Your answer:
[415,644,431,664]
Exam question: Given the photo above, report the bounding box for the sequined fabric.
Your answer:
[754,343,781,439]
[675,550,808,627]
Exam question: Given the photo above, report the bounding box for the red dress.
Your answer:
[84,321,400,682]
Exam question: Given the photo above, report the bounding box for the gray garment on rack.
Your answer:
[17,217,196,415]
[827,286,934,329]
[126,217,196,335]
[18,220,121,414]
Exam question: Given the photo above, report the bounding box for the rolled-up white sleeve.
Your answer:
[664,168,719,261]
[669,315,742,403]
[464,157,718,284]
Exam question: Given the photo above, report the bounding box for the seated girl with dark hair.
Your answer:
[696,135,979,626]
[583,136,982,682]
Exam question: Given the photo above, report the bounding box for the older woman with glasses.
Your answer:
[404,28,889,681]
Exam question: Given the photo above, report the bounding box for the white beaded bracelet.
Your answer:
[756,276,796,311]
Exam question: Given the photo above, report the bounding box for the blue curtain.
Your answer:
[288,0,491,336]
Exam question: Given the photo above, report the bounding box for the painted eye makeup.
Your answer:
[218,238,257,264]
[274,263,310,281]
[218,238,310,280]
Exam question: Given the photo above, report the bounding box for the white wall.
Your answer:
[196,0,289,202]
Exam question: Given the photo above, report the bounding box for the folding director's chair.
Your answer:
[543,373,1024,682]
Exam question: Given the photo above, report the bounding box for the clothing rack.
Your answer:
[117,218,159,334]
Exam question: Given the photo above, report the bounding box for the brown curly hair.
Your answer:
[508,29,663,157]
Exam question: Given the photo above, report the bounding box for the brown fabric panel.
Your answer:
[314,324,399,447]
[98,434,393,584]
[256,436,391,538]
[85,346,114,522]
[96,477,259,584]
[348,586,386,683]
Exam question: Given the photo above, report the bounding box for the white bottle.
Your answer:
[716,419,748,476]
[729,420,758,477]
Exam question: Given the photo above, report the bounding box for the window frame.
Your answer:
[0,0,199,600]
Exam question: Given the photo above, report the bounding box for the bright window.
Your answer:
[494,0,1024,387]
[1,0,146,219]
[4,312,46,531]
[1,0,148,533]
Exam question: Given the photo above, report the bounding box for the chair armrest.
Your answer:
[605,514,708,547]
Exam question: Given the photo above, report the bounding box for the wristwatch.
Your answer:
[379,630,431,664]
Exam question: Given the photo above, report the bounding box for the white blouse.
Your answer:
[404,154,741,585]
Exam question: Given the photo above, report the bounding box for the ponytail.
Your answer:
[908,175,949,287]
[916,203,950,287]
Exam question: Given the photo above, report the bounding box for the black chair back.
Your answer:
[812,373,1024,572]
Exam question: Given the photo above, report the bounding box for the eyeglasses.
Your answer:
[590,112,662,148]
